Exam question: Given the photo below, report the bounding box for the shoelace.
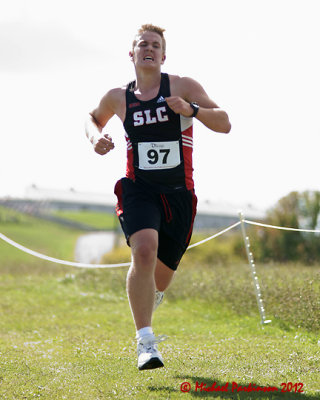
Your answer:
[152,334,167,344]
[137,334,168,354]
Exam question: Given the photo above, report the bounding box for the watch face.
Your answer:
[190,102,199,117]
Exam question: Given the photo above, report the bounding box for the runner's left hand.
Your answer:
[165,96,193,118]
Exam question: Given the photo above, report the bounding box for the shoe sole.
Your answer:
[138,357,164,370]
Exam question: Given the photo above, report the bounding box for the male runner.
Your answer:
[85,24,231,370]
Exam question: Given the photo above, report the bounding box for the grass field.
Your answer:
[0,208,320,399]
[0,206,83,268]
[52,210,118,231]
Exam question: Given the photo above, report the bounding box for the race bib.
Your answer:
[138,141,181,170]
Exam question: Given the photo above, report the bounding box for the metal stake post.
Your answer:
[239,212,271,326]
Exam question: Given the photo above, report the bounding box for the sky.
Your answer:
[0,0,319,211]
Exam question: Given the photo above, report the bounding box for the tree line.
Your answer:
[251,191,320,263]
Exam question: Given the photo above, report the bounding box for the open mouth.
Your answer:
[143,56,154,61]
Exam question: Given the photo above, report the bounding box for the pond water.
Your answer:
[74,231,116,264]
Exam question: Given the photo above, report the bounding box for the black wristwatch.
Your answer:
[189,102,199,118]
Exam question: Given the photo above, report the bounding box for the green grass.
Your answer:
[0,266,319,399]
[52,210,119,230]
[1,209,320,399]
[0,206,83,271]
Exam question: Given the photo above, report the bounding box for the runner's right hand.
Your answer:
[94,133,115,155]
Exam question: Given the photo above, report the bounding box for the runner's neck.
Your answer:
[134,70,162,100]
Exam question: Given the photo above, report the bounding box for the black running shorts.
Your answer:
[114,178,197,270]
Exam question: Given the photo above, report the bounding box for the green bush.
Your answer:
[250,191,320,263]
[184,232,245,266]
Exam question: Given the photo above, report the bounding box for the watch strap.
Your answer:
[189,102,199,118]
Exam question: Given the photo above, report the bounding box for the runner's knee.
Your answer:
[130,230,158,267]
[131,241,157,264]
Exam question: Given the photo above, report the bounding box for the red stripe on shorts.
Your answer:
[185,190,198,245]
[114,180,124,217]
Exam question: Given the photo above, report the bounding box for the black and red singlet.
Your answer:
[123,73,194,192]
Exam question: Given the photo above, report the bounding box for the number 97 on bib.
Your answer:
[138,141,181,170]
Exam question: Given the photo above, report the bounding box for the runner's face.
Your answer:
[131,31,165,69]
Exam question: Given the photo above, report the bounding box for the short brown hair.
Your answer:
[132,24,166,53]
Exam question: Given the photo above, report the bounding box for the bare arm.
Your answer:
[85,88,124,155]
[166,76,231,133]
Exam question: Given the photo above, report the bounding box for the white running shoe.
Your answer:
[153,290,164,311]
[137,334,166,370]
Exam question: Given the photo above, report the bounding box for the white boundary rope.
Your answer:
[0,232,131,269]
[239,213,271,325]
[244,219,320,233]
[0,222,241,269]
[1,217,319,269]
[186,221,241,249]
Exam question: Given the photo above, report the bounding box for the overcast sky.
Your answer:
[0,0,319,210]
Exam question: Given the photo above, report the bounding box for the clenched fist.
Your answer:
[93,133,115,155]
[165,96,193,118]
